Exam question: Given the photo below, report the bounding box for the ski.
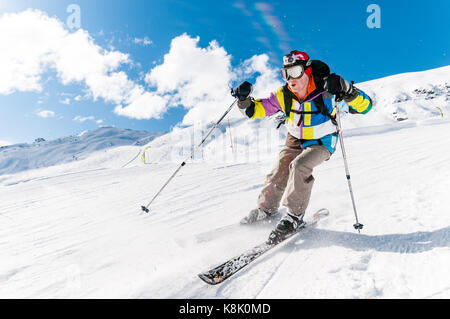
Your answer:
[198,208,329,285]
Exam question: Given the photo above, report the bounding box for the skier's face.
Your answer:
[287,72,309,97]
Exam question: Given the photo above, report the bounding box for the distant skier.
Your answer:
[232,50,372,244]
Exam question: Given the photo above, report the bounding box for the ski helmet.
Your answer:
[281,50,312,80]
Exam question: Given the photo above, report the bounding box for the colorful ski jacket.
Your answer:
[243,77,372,154]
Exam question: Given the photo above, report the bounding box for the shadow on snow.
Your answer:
[292,226,450,254]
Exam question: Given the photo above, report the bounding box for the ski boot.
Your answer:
[240,208,279,225]
[266,211,305,245]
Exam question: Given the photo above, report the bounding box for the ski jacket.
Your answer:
[243,76,372,154]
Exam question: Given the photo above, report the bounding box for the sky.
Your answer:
[0,0,449,145]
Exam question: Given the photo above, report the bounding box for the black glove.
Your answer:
[324,74,355,101]
[232,81,253,101]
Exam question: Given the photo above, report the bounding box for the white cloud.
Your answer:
[0,10,283,124]
[146,34,232,98]
[37,110,55,118]
[0,9,128,95]
[114,89,169,120]
[237,54,283,98]
[144,34,236,124]
[0,10,162,117]
[0,9,126,99]
[133,36,153,46]
[142,33,282,124]
[73,115,95,122]
[60,97,71,104]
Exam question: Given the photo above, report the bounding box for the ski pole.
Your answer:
[141,98,238,213]
[335,105,364,233]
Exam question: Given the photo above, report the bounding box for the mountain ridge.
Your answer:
[0,126,163,175]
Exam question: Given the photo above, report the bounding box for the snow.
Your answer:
[0,66,449,298]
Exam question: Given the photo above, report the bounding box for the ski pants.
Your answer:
[257,144,331,216]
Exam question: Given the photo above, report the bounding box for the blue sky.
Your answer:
[0,0,449,144]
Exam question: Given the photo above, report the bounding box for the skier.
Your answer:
[232,50,372,244]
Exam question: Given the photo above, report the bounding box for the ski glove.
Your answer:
[232,81,253,109]
[232,81,253,101]
[324,74,357,102]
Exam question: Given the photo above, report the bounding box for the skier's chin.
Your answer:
[289,84,301,95]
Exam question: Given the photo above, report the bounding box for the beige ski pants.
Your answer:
[257,144,331,215]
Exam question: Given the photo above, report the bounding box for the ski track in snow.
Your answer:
[1,119,450,298]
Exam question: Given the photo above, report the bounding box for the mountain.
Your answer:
[0,127,163,175]
[357,65,449,123]
[0,66,449,298]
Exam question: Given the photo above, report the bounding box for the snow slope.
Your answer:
[0,66,449,298]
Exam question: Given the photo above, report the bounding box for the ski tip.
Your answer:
[198,273,223,285]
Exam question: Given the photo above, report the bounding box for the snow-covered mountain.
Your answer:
[357,65,449,123]
[0,66,449,298]
[0,127,163,175]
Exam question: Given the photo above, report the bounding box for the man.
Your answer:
[232,50,372,244]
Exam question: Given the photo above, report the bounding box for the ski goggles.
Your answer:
[281,64,305,81]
